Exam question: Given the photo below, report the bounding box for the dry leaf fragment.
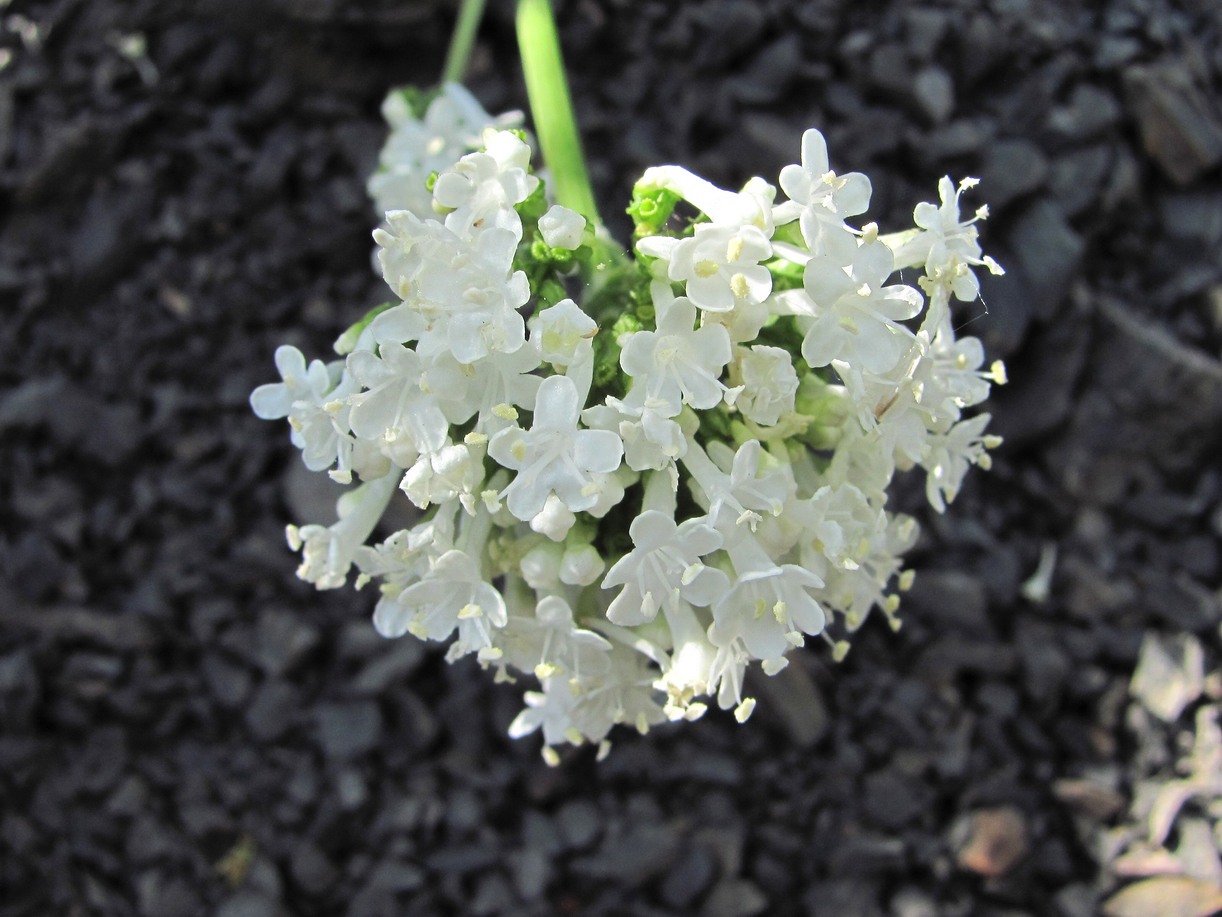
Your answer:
[1102,876,1222,917]
[1130,633,1204,723]
[956,806,1029,877]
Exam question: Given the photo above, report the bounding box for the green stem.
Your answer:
[516,0,601,226]
[442,0,488,85]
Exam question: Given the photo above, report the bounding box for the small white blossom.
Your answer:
[620,297,733,414]
[710,559,826,663]
[530,493,578,542]
[463,342,544,435]
[588,396,687,472]
[567,648,667,744]
[538,204,586,250]
[893,176,1004,303]
[375,210,530,365]
[489,375,624,520]
[433,128,539,239]
[684,440,797,543]
[638,223,773,313]
[250,345,333,421]
[373,549,507,660]
[368,83,522,219]
[286,472,398,590]
[500,595,612,680]
[401,442,483,510]
[601,510,727,626]
[560,543,605,586]
[251,346,373,480]
[653,599,719,720]
[790,237,922,374]
[921,413,999,512]
[346,344,451,463]
[530,298,597,367]
[736,346,799,427]
[635,168,780,234]
[779,129,872,260]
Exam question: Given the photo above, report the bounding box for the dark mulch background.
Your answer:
[2,1,1220,915]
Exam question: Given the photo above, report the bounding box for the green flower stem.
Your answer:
[442,0,488,85]
[516,0,601,227]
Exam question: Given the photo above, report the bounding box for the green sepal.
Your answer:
[696,402,733,443]
[334,302,397,355]
[753,314,805,356]
[391,85,437,120]
[765,255,805,291]
[516,178,550,222]
[627,185,682,239]
[534,278,570,309]
[794,372,848,450]
[770,220,805,248]
[592,311,642,395]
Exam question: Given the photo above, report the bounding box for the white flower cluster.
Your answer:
[253,117,1005,763]
[367,83,524,220]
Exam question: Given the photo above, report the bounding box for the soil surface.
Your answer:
[2,1,1221,916]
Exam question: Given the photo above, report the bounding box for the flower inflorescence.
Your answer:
[253,85,1006,762]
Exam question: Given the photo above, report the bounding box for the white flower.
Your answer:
[620,297,733,413]
[581,466,637,520]
[921,413,999,512]
[832,348,931,467]
[415,228,531,364]
[568,648,667,743]
[560,543,605,586]
[779,128,872,260]
[464,343,544,435]
[588,396,688,472]
[538,204,586,250]
[710,561,826,663]
[825,422,902,502]
[374,211,530,365]
[634,168,779,234]
[250,345,333,420]
[530,298,597,367]
[368,83,521,220]
[915,326,1002,429]
[530,493,578,542]
[684,439,796,541]
[288,370,367,481]
[433,128,539,239]
[286,472,398,590]
[708,637,753,714]
[251,346,374,480]
[800,483,881,574]
[518,540,564,592]
[654,599,719,720]
[488,375,624,520]
[373,549,507,659]
[500,595,612,680]
[793,237,922,374]
[601,510,727,626]
[356,508,457,585]
[702,296,772,346]
[401,442,483,510]
[893,176,1004,302]
[736,346,799,426]
[637,223,773,313]
[509,676,579,752]
[812,510,917,630]
[346,344,451,461]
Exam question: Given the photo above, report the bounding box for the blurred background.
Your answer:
[1,0,1220,915]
